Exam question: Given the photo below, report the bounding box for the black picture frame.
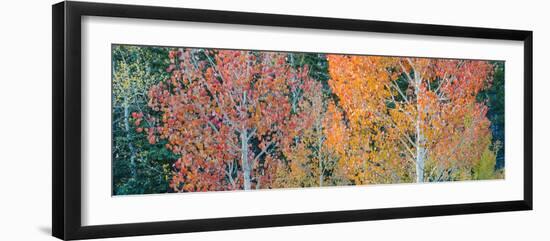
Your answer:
[52,1,533,240]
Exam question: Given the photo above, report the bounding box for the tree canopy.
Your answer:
[112,45,505,195]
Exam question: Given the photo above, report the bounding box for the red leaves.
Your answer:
[166,64,176,73]
[168,50,182,60]
[131,112,143,119]
[132,112,144,127]
[140,47,497,189]
[145,48,317,192]
[327,55,494,183]
[168,51,176,59]
[148,134,156,145]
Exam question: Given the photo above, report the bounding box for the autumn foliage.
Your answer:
[118,46,503,194]
[133,48,322,191]
[327,56,494,183]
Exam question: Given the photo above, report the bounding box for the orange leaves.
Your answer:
[326,55,495,183]
[141,47,497,191]
[326,55,403,183]
[324,102,347,155]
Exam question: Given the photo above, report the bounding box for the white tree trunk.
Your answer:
[240,129,251,190]
[318,155,324,187]
[415,124,425,183]
[123,102,137,178]
[414,68,425,183]
[317,131,324,187]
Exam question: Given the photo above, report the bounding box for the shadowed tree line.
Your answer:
[112,45,505,195]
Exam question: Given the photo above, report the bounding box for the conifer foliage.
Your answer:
[112,45,505,194]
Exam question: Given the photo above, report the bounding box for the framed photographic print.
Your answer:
[52,1,533,240]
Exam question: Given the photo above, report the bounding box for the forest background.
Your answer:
[112,45,504,195]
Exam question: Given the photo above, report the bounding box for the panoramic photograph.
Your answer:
[111,44,505,195]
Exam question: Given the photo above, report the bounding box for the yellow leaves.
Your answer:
[324,102,347,155]
[132,45,498,192]
[326,55,405,183]
[326,54,495,183]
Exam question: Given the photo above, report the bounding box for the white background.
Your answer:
[82,15,524,226]
[0,0,548,240]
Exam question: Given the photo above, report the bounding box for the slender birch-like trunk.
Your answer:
[123,100,137,179]
[415,116,425,183]
[240,90,252,190]
[313,118,325,187]
[318,139,324,187]
[240,130,251,190]
[413,68,425,183]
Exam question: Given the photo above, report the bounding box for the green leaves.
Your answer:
[112,45,505,195]
[112,45,174,195]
